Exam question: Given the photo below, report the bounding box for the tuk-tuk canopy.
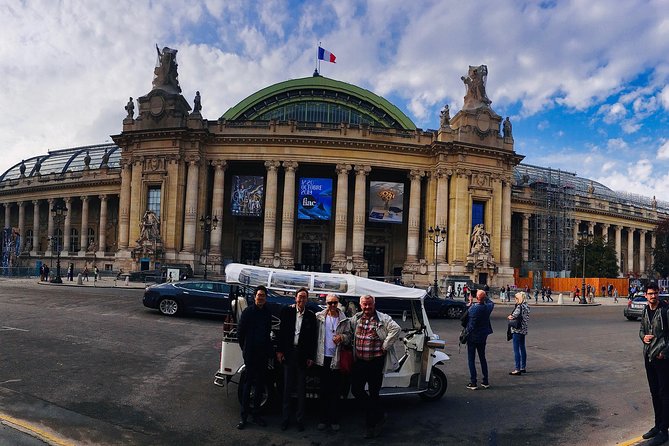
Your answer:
[224,263,426,299]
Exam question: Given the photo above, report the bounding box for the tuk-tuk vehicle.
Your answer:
[213,263,450,408]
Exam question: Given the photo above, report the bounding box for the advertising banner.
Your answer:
[231,175,264,217]
[297,177,332,220]
[369,181,404,223]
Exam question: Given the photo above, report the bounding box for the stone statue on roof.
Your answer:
[439,105,450,128]
[193,91,202,114]
[153,45,182,94]
[503,117,513,138]
[461,65,492,110]
[125,97,134,119]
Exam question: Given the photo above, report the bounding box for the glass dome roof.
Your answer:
[0,143,120,181]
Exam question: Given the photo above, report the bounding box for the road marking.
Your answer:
[0,326,29,332]
[619,436,643,446]
[0,412,75,446]
[0,379,21,384]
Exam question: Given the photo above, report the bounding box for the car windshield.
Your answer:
[633,296,648,303]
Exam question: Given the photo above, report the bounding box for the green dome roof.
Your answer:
[221,75,416,131]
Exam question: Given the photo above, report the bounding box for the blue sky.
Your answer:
[2,0,669,198]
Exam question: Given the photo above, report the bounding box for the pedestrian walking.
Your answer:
[541,287,546,302]
[94,266,99,282]
[613,287,619,303]
[464,290,494,390]
[83,266,89,281]
[534,288,539,304]
[546,287,553,302]
[315,293,351,432]
[350,294,401,439]
[639,283,669,445]
[276,287,318,432]
[507,292,530,376]
[236,285,273,430]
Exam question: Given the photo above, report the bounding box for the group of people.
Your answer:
[236,286,400,439]
[461,289,531,389]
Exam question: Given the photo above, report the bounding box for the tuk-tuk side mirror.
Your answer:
[402,310,407,322]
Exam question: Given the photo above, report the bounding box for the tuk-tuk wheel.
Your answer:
[237,370,272,411]
[419,367,447,401]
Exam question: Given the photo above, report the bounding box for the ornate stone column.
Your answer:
[182,157,201,253]
[522,213,531,262]
[405,170,424,264]
[209,161,227,256]
[280,161,298,268]
[98,195,107,254]
[573,219,581,243]
[501,178,512,266]
[352,165,370,271]
[601,223,610,244]
[4,203,11,229]
[639,229,647,275]
[651,232,657,271]
[332,164,351,270]
[118,161,132,250]
[46,198,55,255]
[63,197,72,253]
[614,225,622,275]
[32,200,40,254]
[79,196,89,254]
[588,221,595,235]
[434,168,449,261]
[17,201,25,252]
[627,227,635,274]
[260,160,280,265]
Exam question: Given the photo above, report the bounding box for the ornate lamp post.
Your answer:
[200,215,219,280]
[427,225,447,297]
[579,230,593,304]
[50,202,68,284]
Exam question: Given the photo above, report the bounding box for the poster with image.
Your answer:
[298,178,332,220]
[368,181,404,223]
[231,175,264,217]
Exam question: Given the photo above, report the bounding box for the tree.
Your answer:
[570,236,619,278]
[652,218,669,278]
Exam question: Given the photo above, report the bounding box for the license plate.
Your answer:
[632,304,644,309]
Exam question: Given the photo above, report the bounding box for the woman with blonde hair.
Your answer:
[507,291,530,376]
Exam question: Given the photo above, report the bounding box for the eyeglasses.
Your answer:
[326,301,339,305]
[647,292,659,296]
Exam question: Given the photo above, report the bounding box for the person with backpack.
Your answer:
[639,283,669,445]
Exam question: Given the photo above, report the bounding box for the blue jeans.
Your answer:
[467,341,488,385]
[512,333,527,370]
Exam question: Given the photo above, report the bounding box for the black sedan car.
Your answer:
[371,295,466,319]
[143,281,321,317]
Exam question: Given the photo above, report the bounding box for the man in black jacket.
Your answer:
[276,287,318,431]
[236,285,273,430]
[640,283,669,445]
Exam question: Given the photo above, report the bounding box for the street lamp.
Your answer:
[200,215,218,280]
[579,230,593,304]
[50,202,68,284]
[427,225,448,297]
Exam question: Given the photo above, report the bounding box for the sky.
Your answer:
[2,0,669,200]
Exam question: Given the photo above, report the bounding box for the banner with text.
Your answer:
[298,177,333,220]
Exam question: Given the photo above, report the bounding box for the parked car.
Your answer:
[370,295,466,319]
[624,292,669,320]
[143,281,320,317]
[129,269,162,282]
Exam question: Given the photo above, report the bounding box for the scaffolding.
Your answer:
[527,168,575,275]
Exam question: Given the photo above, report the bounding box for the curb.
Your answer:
[0,412,74,446]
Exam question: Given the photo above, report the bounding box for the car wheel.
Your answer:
[446,306,464,319]
[237,370,272,411]
[626,316,637,321]
[158,298,180,316]
[419,367,447,401]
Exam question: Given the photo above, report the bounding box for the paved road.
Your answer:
[0,279,650,445]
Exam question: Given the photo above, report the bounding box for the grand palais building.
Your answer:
[0,48,665,288]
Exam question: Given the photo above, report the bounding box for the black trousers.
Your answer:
[319,356,342,423]
[282,352,307,423]
[240,357,267,421]
[645,356,669,432]
[351,355,385,428]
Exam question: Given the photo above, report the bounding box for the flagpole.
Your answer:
[317,41,321,74]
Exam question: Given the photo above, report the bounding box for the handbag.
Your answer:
[508,306,523,330]
[459,326,469,344]
[339,346,353,374]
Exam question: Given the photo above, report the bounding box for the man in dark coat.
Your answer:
[465,289,494,390]
[236,285,273,430]
[276,287,318,431]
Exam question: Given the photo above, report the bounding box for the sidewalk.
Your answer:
[0,276,147,290]
[493,294,627,307]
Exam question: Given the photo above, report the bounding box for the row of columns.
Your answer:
[3,196,110,255]
[519,213,654,275]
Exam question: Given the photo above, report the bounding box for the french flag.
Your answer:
[318,46,336,63]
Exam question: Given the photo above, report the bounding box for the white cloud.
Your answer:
[657,139,669,159]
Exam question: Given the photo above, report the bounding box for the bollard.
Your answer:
[77,273,83,285]
[125,276,129,286]
[557,293,563,305]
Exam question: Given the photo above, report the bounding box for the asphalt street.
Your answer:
[0,278,652,445]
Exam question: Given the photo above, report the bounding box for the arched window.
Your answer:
[25,229,33,251]
[53,229,63,252]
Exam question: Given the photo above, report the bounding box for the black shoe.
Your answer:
[251,416,267,427]
[297,422,305,432]
[520,369,527,373]
[281,420,289,431]
[509,370,522,376]
[649,431,669,446]
[236,420,246,430]
[644,427,660,439]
